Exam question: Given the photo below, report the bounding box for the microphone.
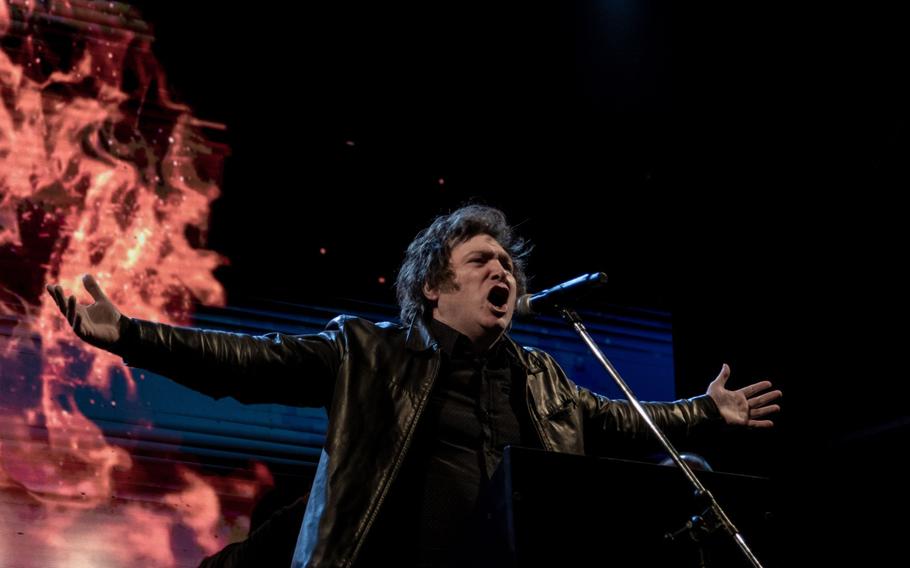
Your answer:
[515,272,608,317]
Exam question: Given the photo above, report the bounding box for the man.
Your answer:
[47,205,781,567]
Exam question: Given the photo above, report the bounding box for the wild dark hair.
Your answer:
[395,205,530,324]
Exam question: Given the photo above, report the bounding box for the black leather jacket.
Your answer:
[117,315,722,568]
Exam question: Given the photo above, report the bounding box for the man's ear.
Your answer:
[422,281,440,301]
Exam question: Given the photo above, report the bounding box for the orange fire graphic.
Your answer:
[1,1,270,565]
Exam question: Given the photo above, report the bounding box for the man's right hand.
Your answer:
[46,274,123,350]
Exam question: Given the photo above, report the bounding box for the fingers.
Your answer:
[46,285,66,314]
[740,380,773,398]
[82,274,111,304]
[46,282,92,336]
[747,419,775,429]
[750,389,782,408]
[66,294,76,326]
[750,404,780,418]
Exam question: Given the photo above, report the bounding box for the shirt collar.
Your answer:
[429,318,507,360]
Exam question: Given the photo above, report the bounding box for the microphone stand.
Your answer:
[558,307,765,568]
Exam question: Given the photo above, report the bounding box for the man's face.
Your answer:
[424,234,517,346]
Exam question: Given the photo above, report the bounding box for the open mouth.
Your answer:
[487,286,510,312]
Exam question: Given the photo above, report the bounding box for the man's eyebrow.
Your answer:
[465,249,513,266]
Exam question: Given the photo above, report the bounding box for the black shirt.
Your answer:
[358,319,539,567]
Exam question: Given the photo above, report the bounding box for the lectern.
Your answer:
[466,446,778,567]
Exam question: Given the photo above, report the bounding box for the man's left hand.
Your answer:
[707,363,782,428]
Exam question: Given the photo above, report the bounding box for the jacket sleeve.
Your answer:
[578,387,723,451]
[110,315,346,407]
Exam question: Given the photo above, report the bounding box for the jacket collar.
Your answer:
[404,316,438,353]
[404,317,535,372]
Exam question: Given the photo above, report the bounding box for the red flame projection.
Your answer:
[0,2,271,565]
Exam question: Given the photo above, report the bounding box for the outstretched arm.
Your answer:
[46,274,341,406]
[577,363,780,453]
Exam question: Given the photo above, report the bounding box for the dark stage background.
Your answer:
[3,0,908,565]
[141,1,909,563]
